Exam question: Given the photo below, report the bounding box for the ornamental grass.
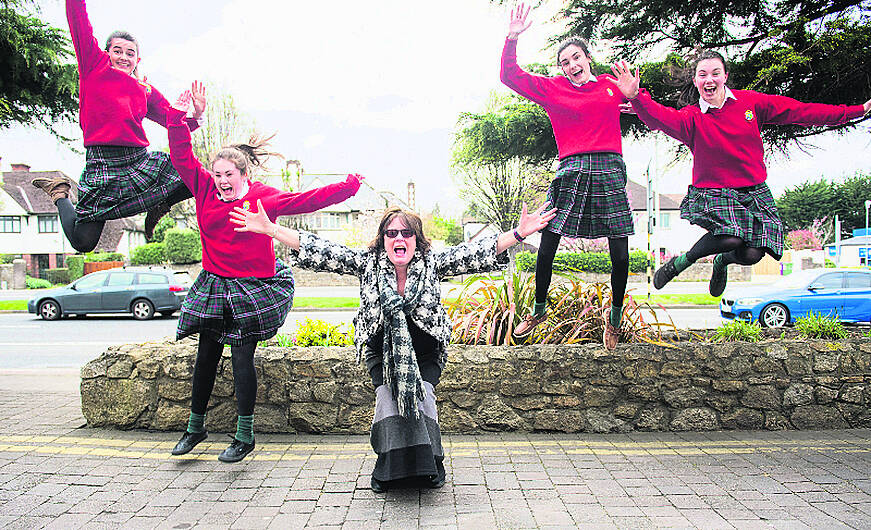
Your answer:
[445,271,677,347]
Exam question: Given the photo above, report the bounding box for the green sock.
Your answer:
[235,415,254,444]
[673,253,693,273]
[186,412,205,434]
[532,301,547,317]
[609,305,622,327]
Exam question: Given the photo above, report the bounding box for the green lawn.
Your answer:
[0,300,27,311]
[292,297,359,308]
[642,294,720,306]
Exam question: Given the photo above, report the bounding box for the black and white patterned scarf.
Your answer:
[377,250,427,420]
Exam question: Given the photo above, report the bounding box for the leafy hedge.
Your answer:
[515,250,652,274]
[45,268,70,285]
[26,276,51,289]
[65,255,84,281]
[85,252,123,262]
[165,228,202,264]
[131,243,166,265]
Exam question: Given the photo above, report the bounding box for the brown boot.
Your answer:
[31,176,74,203]
[603,309,620,351]
[513,311,548,338]
[144,202,171,241]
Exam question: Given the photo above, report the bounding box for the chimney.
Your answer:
[407,180,416,212]
[11,163,30,172]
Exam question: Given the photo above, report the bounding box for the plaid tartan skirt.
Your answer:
[176,261,295,346]
[681,183,784,259]
[546,153,634,239]
[76,145,187,223]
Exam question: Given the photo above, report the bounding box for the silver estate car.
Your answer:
[27,267,192,320]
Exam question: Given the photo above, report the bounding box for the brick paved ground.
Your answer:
[1,371,870,529]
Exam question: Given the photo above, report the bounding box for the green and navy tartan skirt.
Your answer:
[177,261,295,346]
[76,145,188,223]
[680,183,783,259]
[546,152,634,239]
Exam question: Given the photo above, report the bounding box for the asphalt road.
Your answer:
[0,306,725,370]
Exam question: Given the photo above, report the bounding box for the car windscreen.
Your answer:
[772,270,822,289]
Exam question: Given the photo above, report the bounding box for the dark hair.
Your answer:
[556,37,592,66]
[210,134,282,177]
[668,49,730,107]
[368,207,431,254]
[104,30,139,54]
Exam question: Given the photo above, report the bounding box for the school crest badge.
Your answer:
[607,88,614,97]
[744,110,754,121]
[242,200,251,211]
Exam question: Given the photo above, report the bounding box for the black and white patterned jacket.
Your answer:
[294,231,507,367]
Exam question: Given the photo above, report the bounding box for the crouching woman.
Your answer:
[230,202,555,491]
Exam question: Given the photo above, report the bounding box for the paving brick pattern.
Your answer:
[1,384,871,528]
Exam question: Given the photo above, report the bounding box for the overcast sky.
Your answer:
[2,0,869,217]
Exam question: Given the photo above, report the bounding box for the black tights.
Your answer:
[55,186,193,253]
[535,230,630,306]
[685,233,765,266]
[190,335,258,417]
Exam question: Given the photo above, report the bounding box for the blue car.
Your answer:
[27,267,191,321]
[720,268,871,328]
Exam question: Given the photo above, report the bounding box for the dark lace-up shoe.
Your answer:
[653,257,680,290]
[709,260,729,297]
[171,431,207,455]
[218,436,255,463]
[144,202,170,241]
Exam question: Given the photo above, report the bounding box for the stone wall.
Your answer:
[81,336,871,434]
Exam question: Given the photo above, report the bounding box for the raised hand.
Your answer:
[517,201,557,238]
[229,199,274,235]
[507,2,532,39]
[191,80,207,119]
[172,90,192,113]
[610,60,640,100]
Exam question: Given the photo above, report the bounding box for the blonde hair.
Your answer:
[209,134,281,177]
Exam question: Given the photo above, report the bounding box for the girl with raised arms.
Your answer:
[31,0,204,251]
[611,55,871,296]
[501,3,634,350]
[229,200,555,490]
[164,94,363,463]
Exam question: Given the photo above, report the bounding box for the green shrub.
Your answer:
[294,318,355,347]
[260,333,296,347]
[712,320,762,342]
[45,268,70,285]
[151,215,176,243]
[824,259,836,268]
[165,228,202,264]
[130,243,166,265]
[26,276,52,289]
[85,252,123,262]
[0,254,19,264]
[794,312,847,340]
[65,255,85,281]
[514,250,651,274]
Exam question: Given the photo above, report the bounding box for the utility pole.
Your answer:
[646,164,654,301]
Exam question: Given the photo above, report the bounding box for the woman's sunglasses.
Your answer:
[385,229,415,238]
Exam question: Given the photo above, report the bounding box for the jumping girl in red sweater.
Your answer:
[501,3,633,350]
[612,54,870,296]
[164,102,362,462]
[32,0,204,251]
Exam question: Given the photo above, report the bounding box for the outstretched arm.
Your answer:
[611,60,640,100]
[230,200,300,250]
[495,201,557,254]
[500,3,550,104]
[506,2,532,40]
[66,0,105,75]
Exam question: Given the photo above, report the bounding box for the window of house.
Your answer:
[0,216,21,233]
[38,215,58,233]
[659,213,670,229]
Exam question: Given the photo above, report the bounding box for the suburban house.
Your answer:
[1,163,146,278]
[824,230,871,267]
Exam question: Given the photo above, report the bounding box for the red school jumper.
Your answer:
[166,108,361,279]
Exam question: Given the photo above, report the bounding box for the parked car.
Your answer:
[28,267,192,321]
[720,268,871,327]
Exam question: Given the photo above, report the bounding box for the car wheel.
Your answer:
[38,300,61,321]
[760,303,789,328]
[131,299,155,320]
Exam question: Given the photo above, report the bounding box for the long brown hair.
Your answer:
[668,49,730,107]
[209,134,281,177]
[368,207,431,254]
